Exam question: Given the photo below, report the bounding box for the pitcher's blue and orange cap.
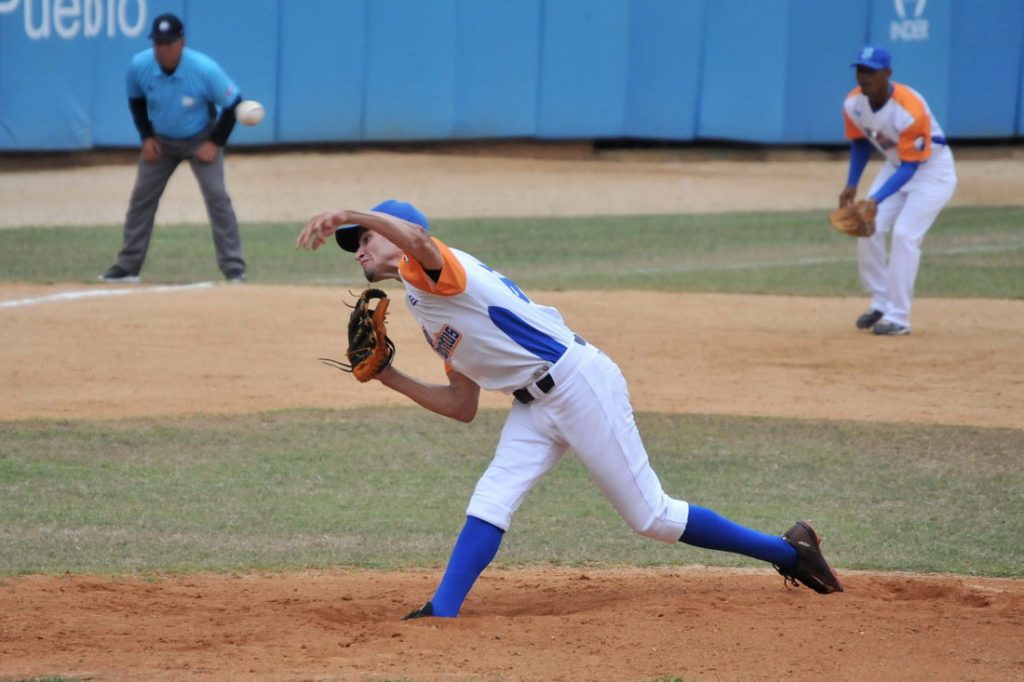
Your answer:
[335,199,430,252]
[852,44,891,71]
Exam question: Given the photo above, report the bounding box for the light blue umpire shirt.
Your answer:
[126,47,239,140]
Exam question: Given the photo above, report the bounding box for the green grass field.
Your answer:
[1,410,1021,576]
[1,207,1022,578]
[1,205,1022,296]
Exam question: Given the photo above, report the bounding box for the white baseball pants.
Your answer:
[859,148,957,328]
[466,342,690,543]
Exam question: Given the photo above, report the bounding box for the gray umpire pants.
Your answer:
[116,129,246,277]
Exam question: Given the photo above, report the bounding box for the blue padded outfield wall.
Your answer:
[2,0,1023,150]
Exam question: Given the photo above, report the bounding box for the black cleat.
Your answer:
[775,520,844,594]
[402,601,435,620]
[856,309,884,330]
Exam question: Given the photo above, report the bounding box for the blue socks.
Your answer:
[680,505,797,569]
[428,509,793,618]
[430,516,505,617]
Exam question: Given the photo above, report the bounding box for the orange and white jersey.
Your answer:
[399,237,578,393]
[842,82,947,166]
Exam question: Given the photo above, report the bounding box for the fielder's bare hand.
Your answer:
[296,210,351,251]
[838,186,857,208]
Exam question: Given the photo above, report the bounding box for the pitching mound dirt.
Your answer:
[2,568,1023,681]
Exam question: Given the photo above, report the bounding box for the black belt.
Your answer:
[513,373,555,404]
[513,334,586,405]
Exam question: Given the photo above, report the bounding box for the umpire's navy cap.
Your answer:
[851,44,891,71]
[149,13,184,43]
[335,199,430,252]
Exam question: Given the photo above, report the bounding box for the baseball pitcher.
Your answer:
[297,200,843,619]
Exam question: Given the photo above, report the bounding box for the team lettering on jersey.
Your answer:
[423,323,464,360]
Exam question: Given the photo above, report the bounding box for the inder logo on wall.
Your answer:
[891,0,929,41]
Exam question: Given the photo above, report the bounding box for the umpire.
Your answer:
[101,13,247,283]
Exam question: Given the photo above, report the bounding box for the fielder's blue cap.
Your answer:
[334,199,430,252]
[852,44,891,71]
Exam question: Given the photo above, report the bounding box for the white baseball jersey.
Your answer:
[398,238,578,393]
[842,82,948,166]
[397,237,690,543]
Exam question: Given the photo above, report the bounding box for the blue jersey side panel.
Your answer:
[487,306,567,364]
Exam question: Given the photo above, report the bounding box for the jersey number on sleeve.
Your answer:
[479,263,530,303]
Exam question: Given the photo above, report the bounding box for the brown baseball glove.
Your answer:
[829,200,877,237]
[319,289,395,382]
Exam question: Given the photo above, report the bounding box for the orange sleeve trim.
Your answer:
[844,110,865,140]
[843,88,865,140]
[398,237,468,296]
[892,83,932,162]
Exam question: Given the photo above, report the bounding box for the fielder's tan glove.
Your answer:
[829,200,877,237]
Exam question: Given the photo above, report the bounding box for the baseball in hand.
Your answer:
[236,100,265,126]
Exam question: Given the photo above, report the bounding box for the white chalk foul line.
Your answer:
[0,282,216,309]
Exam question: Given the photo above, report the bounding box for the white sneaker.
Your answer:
[872,321,910,336]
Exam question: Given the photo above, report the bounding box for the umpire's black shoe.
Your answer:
[855,308,884,330]
[402,601,435,620]
[775,520,844,594]
[99,264,140,283]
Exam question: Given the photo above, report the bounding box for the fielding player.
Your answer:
[840,45,957,335]
[296,200,844,619]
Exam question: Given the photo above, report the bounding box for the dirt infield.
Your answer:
[3,285,1023,429]
[2,148,1023,681]
[3,144,1024,228]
